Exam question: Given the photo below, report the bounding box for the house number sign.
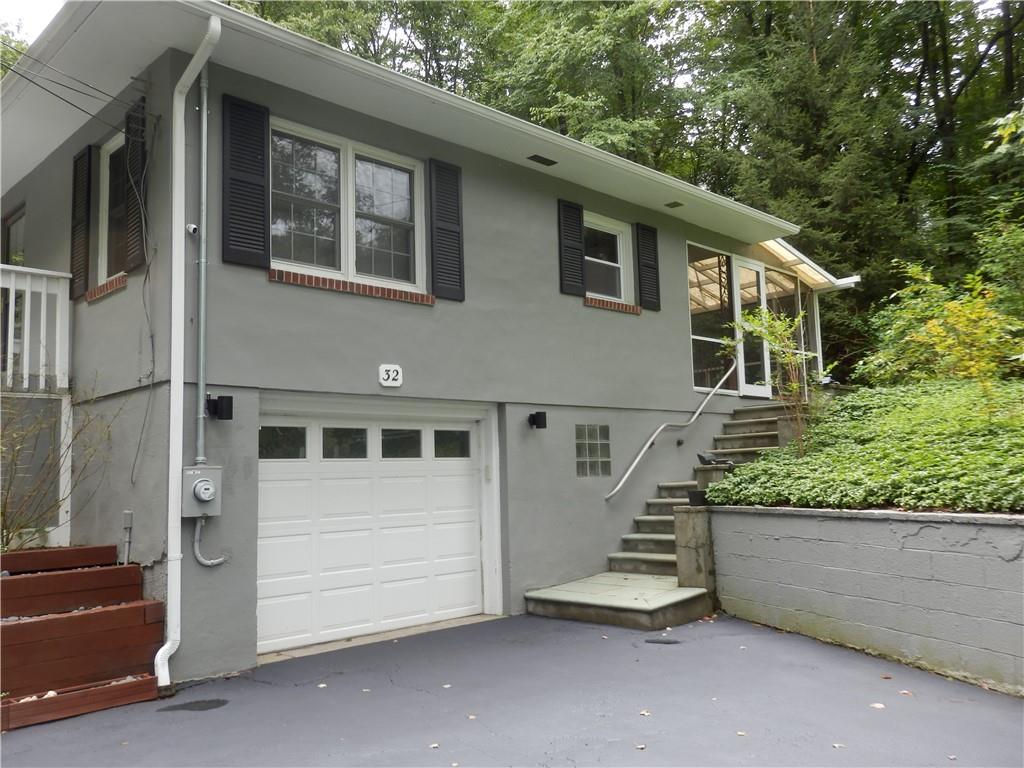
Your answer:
[378,364,403,388]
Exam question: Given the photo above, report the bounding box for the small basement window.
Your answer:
[576,424,611,477]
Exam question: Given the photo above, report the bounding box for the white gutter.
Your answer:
[155,15,221,690]
[815,275,862,294]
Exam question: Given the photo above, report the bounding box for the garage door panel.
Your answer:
[434,571,482,613]
[318,476,374,521]
[319,529,373,573]
[258,534,313,581]
[257,593,312,649]
[433,521,479,560]
[259,478,314,522]
[259,413,485,653]
[319,586,375,634]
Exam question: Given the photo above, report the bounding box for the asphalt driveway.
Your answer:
[3,615,1022,767]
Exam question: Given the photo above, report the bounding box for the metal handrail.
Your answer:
[604,358,738,502]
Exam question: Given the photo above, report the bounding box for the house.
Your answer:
[1,1,858,687]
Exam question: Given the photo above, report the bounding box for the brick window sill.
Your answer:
[85,272,127,303]
[268,269,435,306]
[584,296,641,315]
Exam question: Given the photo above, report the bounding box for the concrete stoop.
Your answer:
[524,573,711,630]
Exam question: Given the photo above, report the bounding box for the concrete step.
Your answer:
[634,515,674,534]
[694,463,734,488]
[713,431,779,450]
[722,416,779,435]
[525,572,711,630]
[621,533,676,554]
[657,481,698,499]
[708,446,772,463]
[608,551,677,576]
[645,498,688,514]
[731,402,801,420]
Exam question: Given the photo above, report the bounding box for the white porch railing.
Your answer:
[1,264,71,392]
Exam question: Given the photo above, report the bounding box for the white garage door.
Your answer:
[257,417,483,653]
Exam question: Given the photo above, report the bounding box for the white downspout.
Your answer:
[155,15,221,689]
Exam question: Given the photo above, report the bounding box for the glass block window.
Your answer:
[270,130,341,269]
[259,426,306,460]
[354,157,415,283]
[575,424,611,477]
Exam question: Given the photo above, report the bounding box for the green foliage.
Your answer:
[976,203,1024,319]
[0,21,27,77]
[855,263,1023,385]
[706,381,1024,513]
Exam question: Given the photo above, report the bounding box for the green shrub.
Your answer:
[706,380,1024,513]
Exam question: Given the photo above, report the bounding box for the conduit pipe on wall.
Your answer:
[155,15,222,690]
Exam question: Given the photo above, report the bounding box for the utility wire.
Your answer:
[1,40,141,109]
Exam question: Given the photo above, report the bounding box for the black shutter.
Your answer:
[558,199,585,296]
[124,98,147,272]
[222,95,270,268]
[634,222,660,311]
[429,159,464,301]
[70,147,92,299]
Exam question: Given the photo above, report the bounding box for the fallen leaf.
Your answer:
[467,714,477,720]
[361,688,371,693]
[429,743,440,750]
[121,742,130,747]
[639,709,651,717]
[665,626,673,631]
[739,646,747,650]
[881,674,892,680]
[947,756,957,761]
[832,744,845,749]
[317,683,327,688]
[452,763,460,767]
[711,697,718,701]
[870,703,886,709]
[442,684,452,689]
[899,690,913,697]
[601,635,609,640]
[635,744,646,751]
[736,731,747,737]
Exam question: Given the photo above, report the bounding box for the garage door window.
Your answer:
[435,429,471,458]
[382,428,421,458]
[259,426,306,459]
[322,427,368,459]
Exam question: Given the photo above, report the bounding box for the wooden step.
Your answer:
[2,564,143,618]
[1,545,119,575]
[1,600,163,697]
[1,674,157,731]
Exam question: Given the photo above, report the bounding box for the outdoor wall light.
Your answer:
[206,394,234,421]
[527,411,548,429]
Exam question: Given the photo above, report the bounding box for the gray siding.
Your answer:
[712,507,1024,695]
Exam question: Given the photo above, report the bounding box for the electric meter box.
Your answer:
[182,465,223,518]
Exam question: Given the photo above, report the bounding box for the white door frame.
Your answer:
[732,256,772,398]
[259,392,503,617]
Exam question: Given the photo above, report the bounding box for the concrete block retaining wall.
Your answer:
[710,506,1024,695]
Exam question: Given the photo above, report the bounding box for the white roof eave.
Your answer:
[4,0,799,245]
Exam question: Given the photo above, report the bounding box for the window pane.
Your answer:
[382,428,421,459]
[577,460,589,477]
[355,158,412,223]
[259,426,306,459]
[584,227,618,264]
[355,215,415,283]
[585,259,621,299]
[575,425,611,479]
[434,430,471,458]
[4,213,25,264]
[322,428,367,459]
[689,247,733,338]
[692,338,737,390]
[293,233,315,264]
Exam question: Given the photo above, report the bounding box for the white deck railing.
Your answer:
[1,264,72,391]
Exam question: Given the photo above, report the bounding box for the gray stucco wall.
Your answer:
[711,507,1024,695]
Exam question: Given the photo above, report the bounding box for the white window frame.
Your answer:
[269,117,427,294]
[583,212,634,304]
[97,132,126,282]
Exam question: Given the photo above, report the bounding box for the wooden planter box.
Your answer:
[1,674,157,730]
[2,564,143,618]
[1,545,118,575]
[1,600,164,697]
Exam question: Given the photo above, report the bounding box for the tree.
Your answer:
[1,21,27,77]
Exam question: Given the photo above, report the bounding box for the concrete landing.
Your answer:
[524,572,711,630]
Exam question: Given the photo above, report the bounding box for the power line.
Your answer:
[1,39,141,109]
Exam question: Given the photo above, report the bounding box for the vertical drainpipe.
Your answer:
[195,64,209,467]
[155,15,221,690]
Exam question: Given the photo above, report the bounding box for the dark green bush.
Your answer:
[706,380,1024,513]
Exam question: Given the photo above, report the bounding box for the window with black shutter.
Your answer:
[430,159,464,301]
